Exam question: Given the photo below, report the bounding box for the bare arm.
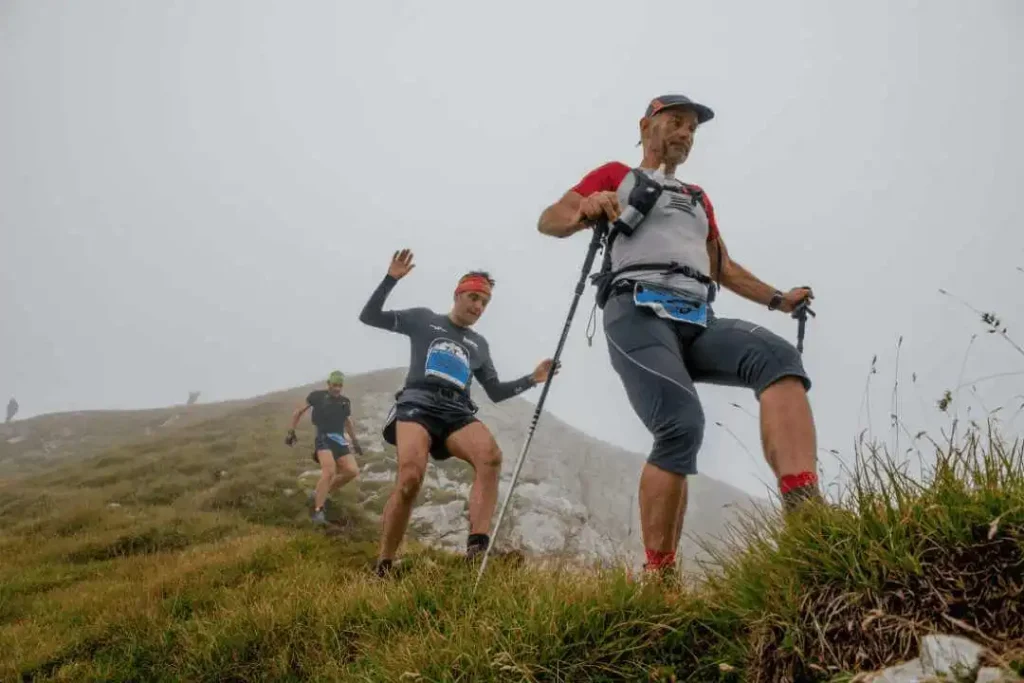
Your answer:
[538,190,586,238]
[289,402,311,430]
[539,162,627,238]
[345,416,363,455]
[711,237,781,307]
[538,189,622,239]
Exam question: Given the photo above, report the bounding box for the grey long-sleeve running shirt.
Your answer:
[358,274,536,403]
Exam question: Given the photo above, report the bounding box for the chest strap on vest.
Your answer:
[607,262,712,285]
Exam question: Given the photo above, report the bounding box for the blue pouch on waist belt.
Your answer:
[326,432,348,447]
[633,282,708,327]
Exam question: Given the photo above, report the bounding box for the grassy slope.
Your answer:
[2,368,765,571]
[2,389,1023,680]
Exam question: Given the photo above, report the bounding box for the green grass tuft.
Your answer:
[2,394,1023,681]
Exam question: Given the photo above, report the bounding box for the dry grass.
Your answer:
[717,423,1024,681]
[2,412,1022,681]
[4,310,1024,681]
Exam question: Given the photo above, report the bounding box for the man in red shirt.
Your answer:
[536,94,822,577]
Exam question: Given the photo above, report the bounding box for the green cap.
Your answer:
[328,371,345,384]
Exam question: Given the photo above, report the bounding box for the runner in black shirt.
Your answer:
[286,370,364,525]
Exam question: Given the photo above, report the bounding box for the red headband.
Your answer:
[455,275,492,297]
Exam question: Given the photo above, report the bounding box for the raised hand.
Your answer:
[388,248,416,280]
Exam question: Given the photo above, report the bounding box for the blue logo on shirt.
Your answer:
[425,339,471,389]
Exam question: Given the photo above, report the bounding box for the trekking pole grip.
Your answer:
[791,299,815,354]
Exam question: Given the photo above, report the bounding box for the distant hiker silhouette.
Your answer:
[6,397,18,423]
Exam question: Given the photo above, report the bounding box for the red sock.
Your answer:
[644,548,675,570]
[779,471,818,494]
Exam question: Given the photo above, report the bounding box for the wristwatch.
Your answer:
[767,291,784,311]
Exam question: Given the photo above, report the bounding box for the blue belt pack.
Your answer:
[633,282,708,327]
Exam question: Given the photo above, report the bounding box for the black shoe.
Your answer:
[373,558,413,579]
[310,508,328,526]
[465,533,490,561]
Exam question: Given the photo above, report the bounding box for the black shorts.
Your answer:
[381,385,479,461]
[312,432,352,463]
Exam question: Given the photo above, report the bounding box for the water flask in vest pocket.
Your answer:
[633,283,708,327]
[612,169,664,236]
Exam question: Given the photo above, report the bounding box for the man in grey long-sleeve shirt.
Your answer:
[359,248,557,576]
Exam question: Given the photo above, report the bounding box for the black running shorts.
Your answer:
[381,385,479,461]
[312,432,352,463]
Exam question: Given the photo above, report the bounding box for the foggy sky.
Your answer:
[2,0,1022,497]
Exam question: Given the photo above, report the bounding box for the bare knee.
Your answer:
[339,458,359,481]
[320,457,337,480]
[395,464,425,502]
[482,442,502,470]
[466,442,502,481]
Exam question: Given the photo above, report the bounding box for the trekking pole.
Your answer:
[473,220,609,592]
[792,296,815,354]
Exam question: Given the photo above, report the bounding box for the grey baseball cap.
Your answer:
[637,93,715,145]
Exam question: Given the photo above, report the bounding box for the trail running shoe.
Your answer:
[311,508,328,525]
[373,558,412,580]
[308,492,332,510]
